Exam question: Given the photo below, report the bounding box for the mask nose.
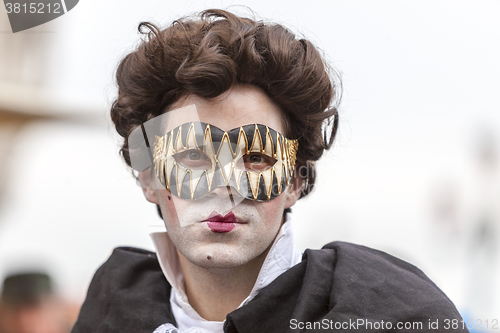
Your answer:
[205,185,244,207]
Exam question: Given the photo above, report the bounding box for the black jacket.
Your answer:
[71,242,468,332]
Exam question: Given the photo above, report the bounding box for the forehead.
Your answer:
[163,84,285,134]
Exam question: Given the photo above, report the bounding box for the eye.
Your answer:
[188,151,201,160]
[239,153,277,172]
[173,150,212,169]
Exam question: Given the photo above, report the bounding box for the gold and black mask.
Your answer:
[152,122,298,201]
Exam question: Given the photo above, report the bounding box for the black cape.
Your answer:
[71,242,468,332]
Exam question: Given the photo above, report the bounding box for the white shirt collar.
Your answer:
[150,217,302,332]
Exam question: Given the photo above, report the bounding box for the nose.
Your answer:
[206,185,237,198]
[205,185,243,206]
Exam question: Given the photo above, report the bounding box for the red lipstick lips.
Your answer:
[204,211,238,233]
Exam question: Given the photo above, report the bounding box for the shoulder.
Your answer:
[307,241,457,303]
[71,247,174,333]
[317,241,435,285]
[227,241,467,332]
[82,246,165,297]
[93,246,161,281]
[304,241,465,329]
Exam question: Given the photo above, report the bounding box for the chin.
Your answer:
[182,243,267,269]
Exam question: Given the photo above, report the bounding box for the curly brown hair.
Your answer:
[111,9,340,199]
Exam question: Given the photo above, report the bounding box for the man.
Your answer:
[72,9,468,333]
[0,272,71,333]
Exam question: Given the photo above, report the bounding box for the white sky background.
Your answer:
[0,0,499,319]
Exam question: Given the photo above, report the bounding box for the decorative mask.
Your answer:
[152,122,298,201]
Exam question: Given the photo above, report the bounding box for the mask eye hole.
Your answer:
[237,153,277,172]
[173,150,212,170]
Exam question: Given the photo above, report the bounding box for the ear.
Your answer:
[137,168,160,204]
[284,175,303,209]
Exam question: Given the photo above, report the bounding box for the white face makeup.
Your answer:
[130,85,301,268]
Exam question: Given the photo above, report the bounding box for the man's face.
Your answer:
[141,84,301,269]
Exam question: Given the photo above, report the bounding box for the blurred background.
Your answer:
[0,0,499,331]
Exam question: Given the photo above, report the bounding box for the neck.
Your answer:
[177,247,270,321]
